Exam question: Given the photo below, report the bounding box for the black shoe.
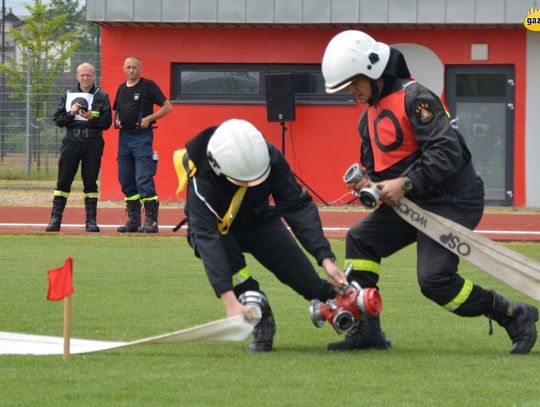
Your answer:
[248,312,276,352]
[45,196,67,232]
[45,222,61,232]
[84,197,100,232]
[247,305,276,352]
[487,291,538,354]
[137,222,158,233]
[85,223,100,232]
[138,200,159,233]
[503,302,538,354]
[327,317,392,351]
[238,290,276,352]
[117,222,140,233]
[118,200,141,233]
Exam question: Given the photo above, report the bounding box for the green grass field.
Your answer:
[1,235,539,406]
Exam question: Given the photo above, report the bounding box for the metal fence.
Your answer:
[0,52,101,176]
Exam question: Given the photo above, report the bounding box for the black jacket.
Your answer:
[359,49,478,201]
[53,84,112,139]
[184,126,335,295]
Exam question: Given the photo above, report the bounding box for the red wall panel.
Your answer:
[99,27,526,205]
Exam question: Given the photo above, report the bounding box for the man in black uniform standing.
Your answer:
[174,119,346,352]
[114,56,172,233]
[321,30,538,354]
[46,62,112,232]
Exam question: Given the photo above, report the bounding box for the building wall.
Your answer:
[525,31,540,208]
[87,0,536,25]
[99,26,528,205]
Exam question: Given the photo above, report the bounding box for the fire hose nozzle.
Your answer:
[308,284,382,334]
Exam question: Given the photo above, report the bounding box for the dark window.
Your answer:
[455,74,507,97]
[171,63,354,104]
[180,70,260,95]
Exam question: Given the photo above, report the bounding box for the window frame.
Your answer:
[171,63,354,105]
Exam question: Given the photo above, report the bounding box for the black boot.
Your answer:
[138,200,159,233]
[486,291,538,354]
[84,197,100,232]
[327,315,392,351]
[117,200,142,233]
[239,291,276,353]
[45,196,67,232]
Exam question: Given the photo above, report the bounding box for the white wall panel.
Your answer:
[219,0,247,22]
[275,0,302,23]
[331,0,359,23]
[246,0,274,22]
[303,0,331,23]
[105,0,133,21]
[190,0,218,22]
[87,0,537,25]
[135,0,161,22]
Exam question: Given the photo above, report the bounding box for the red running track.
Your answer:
[1,206,540,241]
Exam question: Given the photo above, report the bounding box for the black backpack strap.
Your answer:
[135,78,148,128]
[113,85,123,129]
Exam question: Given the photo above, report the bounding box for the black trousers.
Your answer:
[56,136,104,194]
[346,177,493,317]
[193,215,335,303]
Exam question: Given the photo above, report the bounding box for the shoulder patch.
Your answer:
[415,103,434,124]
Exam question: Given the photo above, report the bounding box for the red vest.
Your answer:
[366,90,419,172]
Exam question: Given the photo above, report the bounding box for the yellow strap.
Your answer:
[218,186,247,235]
[344,259,381,275]
[125,194,141,201]
[173,148,197,196]
[172,148,245,234]
[53,190,70,198]
[443,279,474,312]
[233,266,251,286]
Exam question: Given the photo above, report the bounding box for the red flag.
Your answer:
[47,257,74,301]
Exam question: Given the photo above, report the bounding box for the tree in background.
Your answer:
[47,0,100,72]
[0,0,79,174]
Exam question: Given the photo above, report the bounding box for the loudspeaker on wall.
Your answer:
[265,73,296,122]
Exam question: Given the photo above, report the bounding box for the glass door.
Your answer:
[446,66,515,205]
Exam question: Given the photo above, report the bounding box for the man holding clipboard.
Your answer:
[46,62,112,232]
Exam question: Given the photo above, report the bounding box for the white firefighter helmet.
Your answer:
[322,30,390,93]
[207,119,271,187]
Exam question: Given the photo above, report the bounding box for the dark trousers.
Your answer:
[346,177,493,317]
[117,128,157,199]
[191,215,335,302]
[56,136,104,194]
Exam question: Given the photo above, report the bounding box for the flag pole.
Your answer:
[47,256,75,360]
[63,294,72,360]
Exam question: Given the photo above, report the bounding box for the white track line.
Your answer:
[1,223,540,237]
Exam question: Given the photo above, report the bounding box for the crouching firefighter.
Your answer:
[173,119,346,352]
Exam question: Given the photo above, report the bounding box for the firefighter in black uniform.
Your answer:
[114,56,172,234]
[321,30,538,354]
[46,62,112,232]
[173,119,346,352]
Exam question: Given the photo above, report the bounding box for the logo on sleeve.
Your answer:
[415,103,434,124]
